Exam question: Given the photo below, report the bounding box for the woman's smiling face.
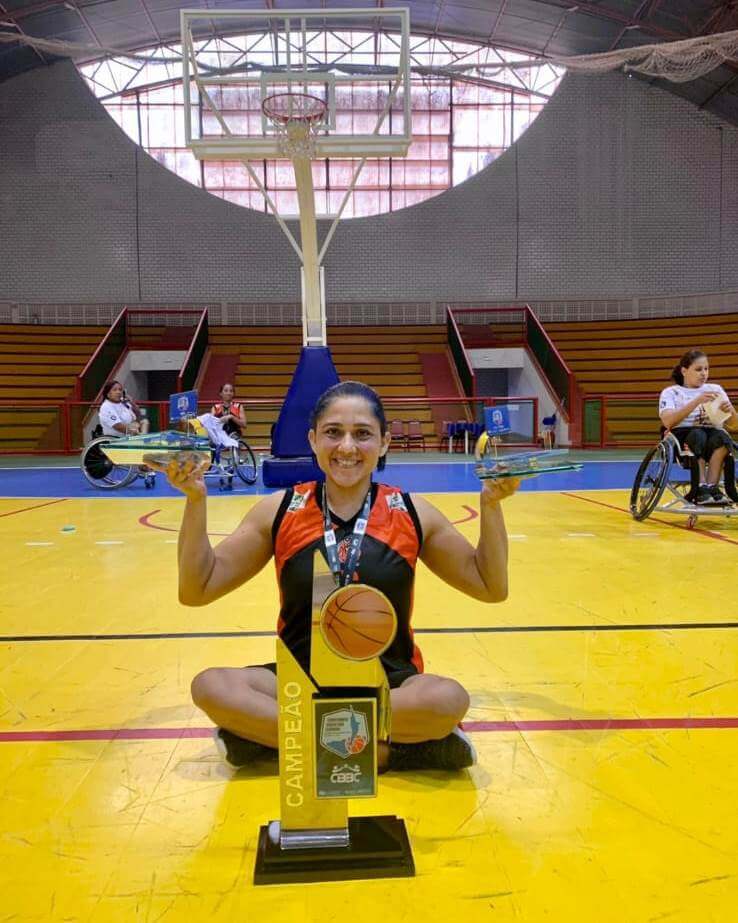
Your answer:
[308,395,389,489]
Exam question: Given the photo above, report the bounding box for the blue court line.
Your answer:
[0,460,653,498]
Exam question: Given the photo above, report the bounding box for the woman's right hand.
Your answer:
[145,451,208,500]
[695,390,719,406]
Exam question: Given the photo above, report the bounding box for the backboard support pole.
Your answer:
[293,141,325,347]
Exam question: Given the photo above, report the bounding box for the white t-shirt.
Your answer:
[99,399,137,437]
[658,383,729,428]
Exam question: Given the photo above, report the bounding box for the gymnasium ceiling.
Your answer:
[2,0,738,126]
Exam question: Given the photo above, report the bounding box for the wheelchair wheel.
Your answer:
[233,439,258,485]
[630,442,670,520]
[80,437,137,490]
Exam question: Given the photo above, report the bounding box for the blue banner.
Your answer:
[169,390,198,421]
[484,405,511,436]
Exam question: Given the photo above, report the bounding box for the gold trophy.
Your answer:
[253,552,415,884]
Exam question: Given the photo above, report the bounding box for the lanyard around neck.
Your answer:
[321,485,372,588]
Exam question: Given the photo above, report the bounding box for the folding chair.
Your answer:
[406,420,426,452]
[389,419,408,452]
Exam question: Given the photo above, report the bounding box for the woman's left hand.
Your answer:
[481,476,521,504]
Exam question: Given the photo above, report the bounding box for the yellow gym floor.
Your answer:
[2,491,737,921]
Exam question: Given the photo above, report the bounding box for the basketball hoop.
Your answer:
[262,92,327,160]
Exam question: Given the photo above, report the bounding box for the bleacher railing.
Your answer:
[524,310,574,415]
[75,307,127,401]
[446,304,582,446]
[446,309,476,397]
[75,307,209,404]
[177,309,209,392]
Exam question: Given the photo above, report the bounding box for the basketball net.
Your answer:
[262,92,326,161]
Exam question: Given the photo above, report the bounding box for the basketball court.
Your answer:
[2,457,738,920]
[3,2,738,920]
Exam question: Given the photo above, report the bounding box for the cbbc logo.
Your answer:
[330,764,362,785]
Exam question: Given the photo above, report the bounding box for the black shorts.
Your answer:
[672,426,733,460]
[254,661,419,690]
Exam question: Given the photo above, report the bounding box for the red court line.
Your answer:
[463,717,738,732]
[562,491,738,547]
[0,727,214,742]
[452,504,478,525]
[3,717,738,742]
[138,509,229,537]
[0,498,67,519]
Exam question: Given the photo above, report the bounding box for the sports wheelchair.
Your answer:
[180,416,258,491]
[200,435,258,491]
[80,426,157,490]
[630,430,738,527]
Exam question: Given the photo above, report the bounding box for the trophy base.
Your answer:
[253,815,415,885]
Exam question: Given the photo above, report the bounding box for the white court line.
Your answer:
[508,534,528,540]
[25,541,54,546]
[632,532,660,537]
[164,539,178,544]
[95,540,124,545]
[564,532,596,538]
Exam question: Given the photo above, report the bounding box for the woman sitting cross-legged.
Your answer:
[156,381,518,772]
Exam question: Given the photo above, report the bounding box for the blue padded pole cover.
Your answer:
[261,346,340,488]
[270,346,340,456]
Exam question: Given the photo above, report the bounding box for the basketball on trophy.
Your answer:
[319,584,397,661]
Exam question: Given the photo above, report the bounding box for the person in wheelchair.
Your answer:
[82,380,153,489]
[659,349,738,505]
[99,380,149,437]
[210,383,246,438]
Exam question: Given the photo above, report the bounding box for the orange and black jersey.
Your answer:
[272,481,424,677]
[211,400,244,418]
